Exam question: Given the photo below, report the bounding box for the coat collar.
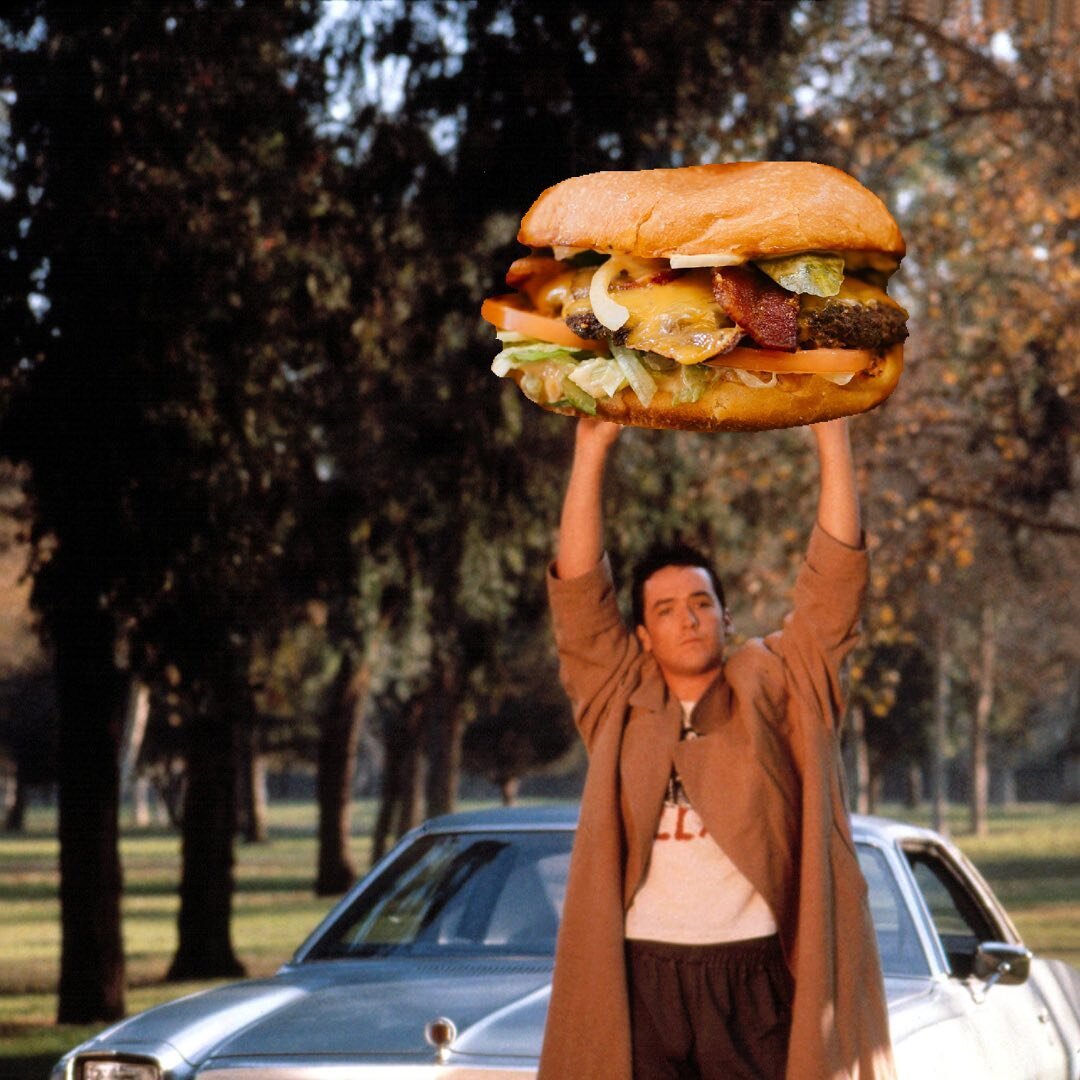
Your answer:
[687,668,731,734]
[626,656,669,713]
[626,656,730,722]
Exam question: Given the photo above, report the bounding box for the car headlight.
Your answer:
[79,1058,161,1080]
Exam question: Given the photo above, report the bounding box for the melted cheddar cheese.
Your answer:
[799,276,904,312]
[615,270,738,364]
[539,266,737,365]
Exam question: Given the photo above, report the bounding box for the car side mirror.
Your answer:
[973,942,1032,989]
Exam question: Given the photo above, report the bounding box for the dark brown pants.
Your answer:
[625,936,793,1080]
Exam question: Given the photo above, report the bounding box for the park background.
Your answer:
[0,0,1077,1074]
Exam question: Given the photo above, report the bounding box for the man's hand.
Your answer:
[574,417,622,455]
[811,417,861,547]
[555,419,623,579]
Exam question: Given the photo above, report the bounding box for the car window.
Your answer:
[856,843,930,977]
[305,830,572,960]
[904,845,997,978]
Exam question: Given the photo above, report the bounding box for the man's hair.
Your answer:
[630,543,726,628]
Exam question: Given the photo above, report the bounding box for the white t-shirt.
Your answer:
[624,702,778,945]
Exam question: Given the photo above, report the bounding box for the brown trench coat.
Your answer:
[538,525,896,1080]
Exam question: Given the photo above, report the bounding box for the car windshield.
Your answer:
[305,829,572,960]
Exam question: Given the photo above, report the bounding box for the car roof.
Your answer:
[851,813,940,844]
[418,804,947,847]
[420,803,581,833]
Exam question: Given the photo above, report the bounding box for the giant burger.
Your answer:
[482,162,908,431]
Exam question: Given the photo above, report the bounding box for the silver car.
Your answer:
[52,807,1080,1079]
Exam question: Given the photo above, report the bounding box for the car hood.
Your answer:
[75,957,553,1069]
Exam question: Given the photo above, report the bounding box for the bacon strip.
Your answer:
[712,265,799,352]
[506,255,563,288]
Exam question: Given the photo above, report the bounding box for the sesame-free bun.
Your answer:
[506,344,904,433]
[518,162,905,263]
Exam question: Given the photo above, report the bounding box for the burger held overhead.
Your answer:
[482,162,908,432]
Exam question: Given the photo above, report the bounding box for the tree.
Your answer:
[0,0,346,1006]
[464,698,574,805]
[849,642,934,811]
[321,0,808,840]
[777,6,1079,820]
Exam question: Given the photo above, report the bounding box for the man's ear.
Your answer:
[635,624,653,652]
[722,610,735,636]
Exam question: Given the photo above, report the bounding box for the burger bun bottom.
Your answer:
[508,345,904,432]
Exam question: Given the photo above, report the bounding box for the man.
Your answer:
[539,418,895,1080]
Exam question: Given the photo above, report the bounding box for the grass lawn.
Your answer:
[1,799,1077,1079]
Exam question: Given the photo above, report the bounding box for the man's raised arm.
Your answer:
[555,419,622,580]
[811,417,861,547]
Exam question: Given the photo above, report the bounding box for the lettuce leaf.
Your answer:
[671,363,716,405]
[568,356,628,399]
[611,345,658,407]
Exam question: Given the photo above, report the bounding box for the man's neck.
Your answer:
[661,666,724,703]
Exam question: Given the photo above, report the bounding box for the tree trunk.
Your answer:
[4,769,26,832]
[905,760,924,809]
[153,757,187,829]
[371,734,402,866]
[315,650,367,895]
[118,678,150,823]
[999,765,1017,809]
[849,702,871,814]
[167,686,245,981]
[132,772,153,829]
[868,770,884,815]
[396,701,426,837]
[371,699,425,866]
[970,602,995,837]
[54,604,126,1023]
[238,717,269,845]
[932,615,951,837]
[425,659,464,818]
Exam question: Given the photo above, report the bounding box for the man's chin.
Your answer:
[671,654,725,678]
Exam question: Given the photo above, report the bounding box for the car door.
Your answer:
[902,841,1067,1079]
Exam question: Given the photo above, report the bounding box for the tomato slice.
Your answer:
[704,345,871,374]
[481,294,606,352]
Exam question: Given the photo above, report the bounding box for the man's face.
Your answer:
[635,565,732,681]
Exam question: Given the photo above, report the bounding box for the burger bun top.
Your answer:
[518,162,905,264]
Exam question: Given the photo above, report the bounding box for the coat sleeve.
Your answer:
[547,554,638,754]
[762,524,869,730]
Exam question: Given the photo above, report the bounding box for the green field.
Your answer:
[2,800,1078,1079]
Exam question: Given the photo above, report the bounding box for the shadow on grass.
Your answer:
[0,1022,101,1080]
[974,855,1080,906]
[0,1051,63,1080]
[0,873,327,904]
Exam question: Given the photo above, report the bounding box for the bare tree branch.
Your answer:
[921,486,1080,538]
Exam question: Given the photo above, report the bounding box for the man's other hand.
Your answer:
[575,417,622,454]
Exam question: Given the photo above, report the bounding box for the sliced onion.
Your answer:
[589,257,631,331]
[552,245,584,260]
[731,368,778,389]
[818,372,856,385]
[668,252,744,269]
